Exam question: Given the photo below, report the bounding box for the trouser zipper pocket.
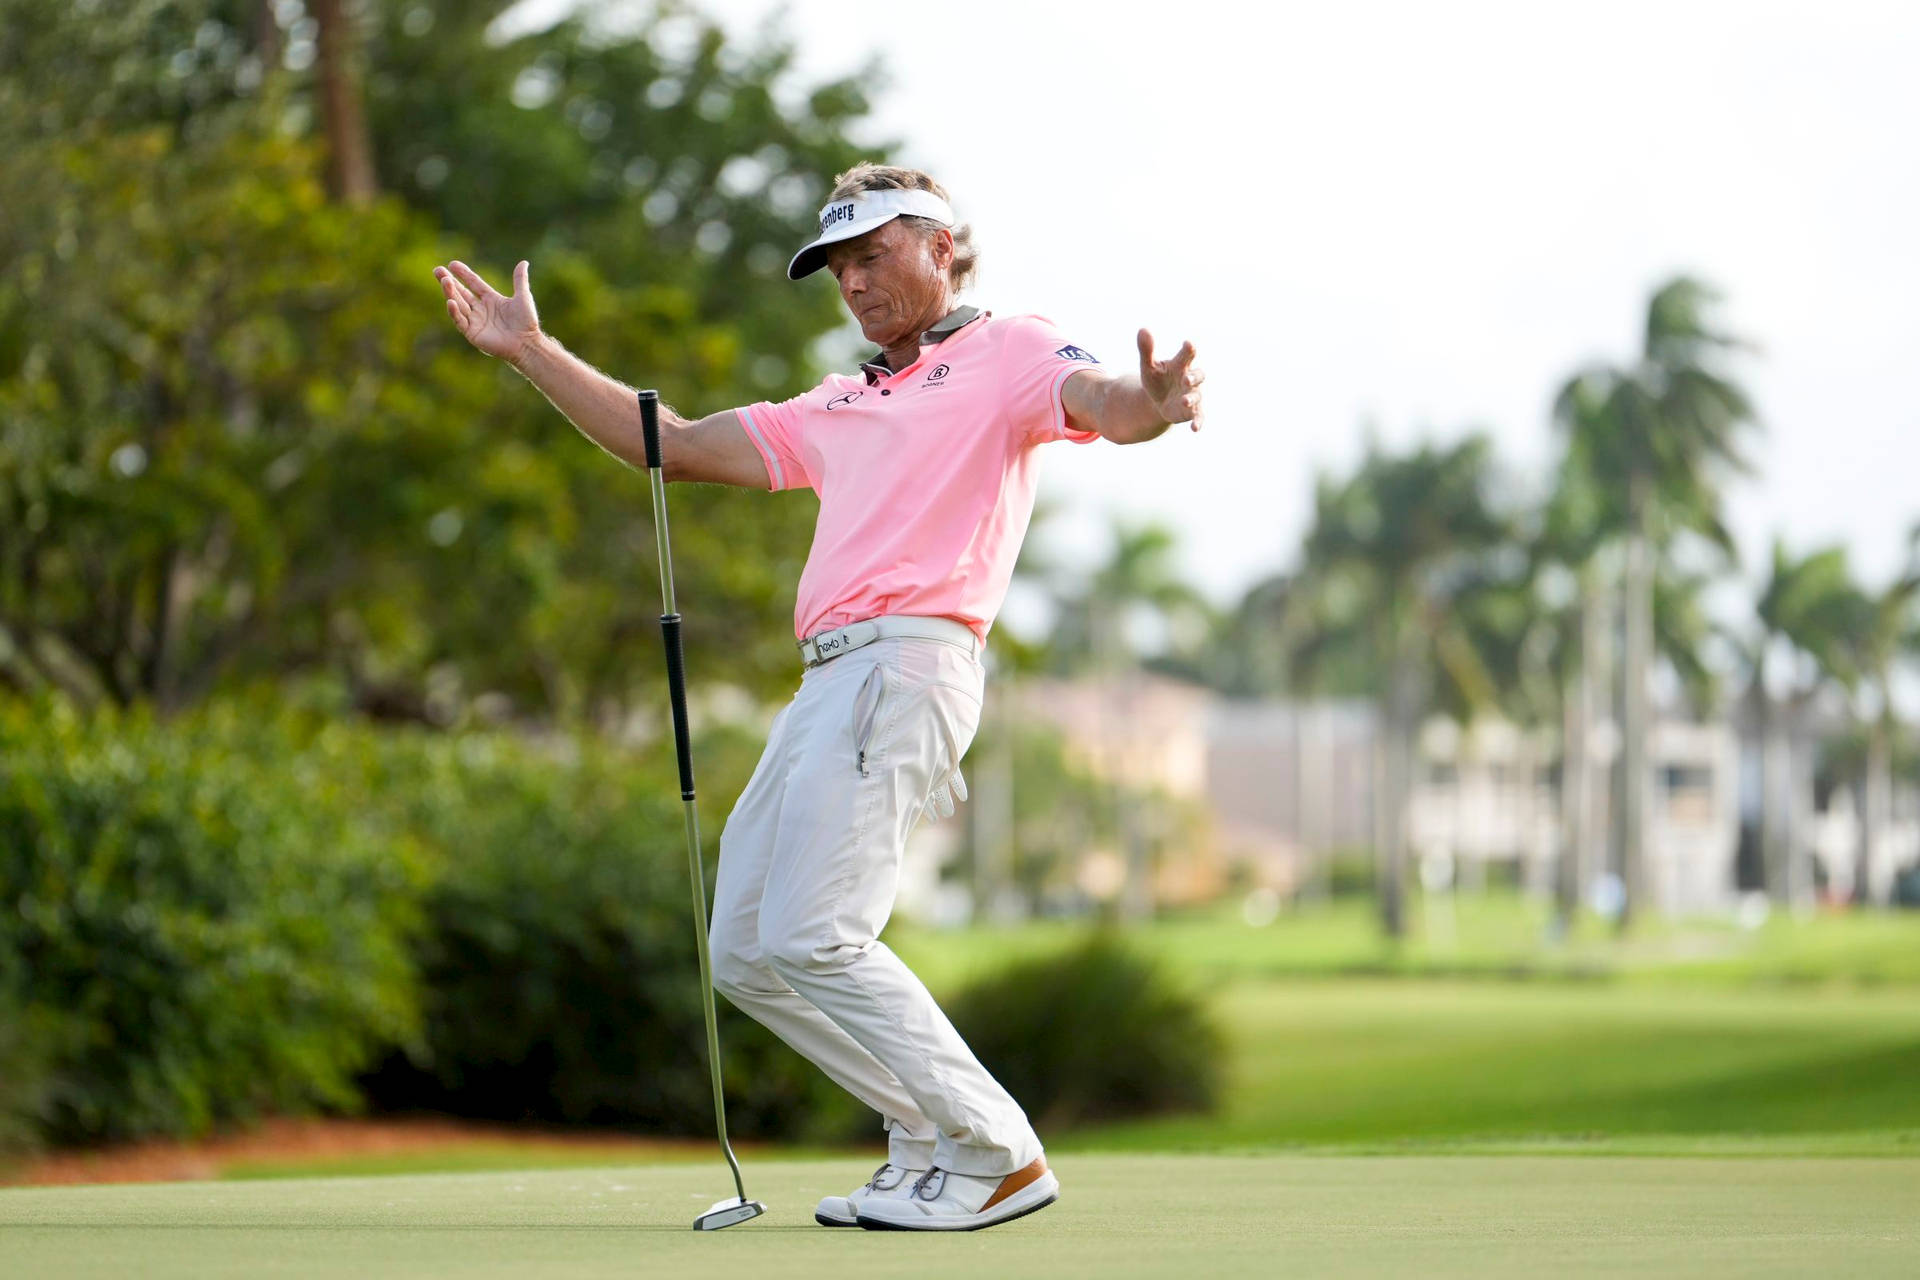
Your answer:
[852,664,886,776]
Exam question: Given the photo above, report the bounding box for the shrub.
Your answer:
[353,722,862,1143]
[945,932,1223,1130]
[0,698,425,1145]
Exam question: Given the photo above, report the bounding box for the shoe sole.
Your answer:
[814,1212,859,1227]
[856,1186,1059,1233]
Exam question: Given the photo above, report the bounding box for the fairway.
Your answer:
[3,1153,1915,1279]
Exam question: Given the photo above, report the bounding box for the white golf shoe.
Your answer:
[813,1161,925,1227]
[854,1157,1057,1231]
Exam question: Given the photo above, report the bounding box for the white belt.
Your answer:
[797,615,981,667]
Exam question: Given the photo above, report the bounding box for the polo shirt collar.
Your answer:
[859,305,982,385]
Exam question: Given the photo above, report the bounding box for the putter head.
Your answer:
[693,1196,768,1231]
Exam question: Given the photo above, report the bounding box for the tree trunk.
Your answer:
[1555,656,1587,931]
[1859,719,1891,907]
[1581,563,1613,916]
[1619,489,1654,930]
[313,0,378,205]
[1758,680,1793,904]
[254,0,281,70]
[1787,698,1816,913]
[1378,639,1418,941]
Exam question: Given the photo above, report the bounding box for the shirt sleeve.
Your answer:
[997,315,1104,448]
[736,393,812,492]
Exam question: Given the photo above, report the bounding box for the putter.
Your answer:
[640,389,768,1232]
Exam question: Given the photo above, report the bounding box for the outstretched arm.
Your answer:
[1059,328,1206,445]
[433,259,768,487]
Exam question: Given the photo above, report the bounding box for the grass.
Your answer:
[887,894,1920,990]
[8,897,1915,1185]
[1066,979,1920,1154]
[887,897,1920,1157]
[5,902,1917,1276]
[2,1153,1914,1279]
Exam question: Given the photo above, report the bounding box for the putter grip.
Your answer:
[660,612,696,799]
[639,389,662,471]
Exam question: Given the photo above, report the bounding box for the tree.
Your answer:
[312,0,379,204]
[1048,520,1214,920]
[1288,434,1514,939]
[1835,539,1920,906]
[0,0,890,722]
[1553,277,1757,927]
[1739,540,1863,908]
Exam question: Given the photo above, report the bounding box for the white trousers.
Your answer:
[707,632,1043,1177]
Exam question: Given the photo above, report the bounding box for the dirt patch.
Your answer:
[3,1117,715,1187]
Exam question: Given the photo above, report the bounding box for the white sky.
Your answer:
[510,0,1920,615]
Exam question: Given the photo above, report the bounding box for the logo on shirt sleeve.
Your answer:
[1054,345,1099,364]
[826,390,863,411]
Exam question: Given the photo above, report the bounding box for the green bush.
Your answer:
[0,696,867,1150]
[3,693,1224,1153]
[1324,847,1379,898]
[946,932,1223,1131]
[0,698,425,1146]
[352,722,862,1143]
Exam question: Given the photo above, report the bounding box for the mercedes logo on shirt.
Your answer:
[826,390,863,411]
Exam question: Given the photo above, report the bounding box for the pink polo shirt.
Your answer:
[737,311,1102,642]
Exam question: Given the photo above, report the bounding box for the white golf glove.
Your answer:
[925,766,968,822]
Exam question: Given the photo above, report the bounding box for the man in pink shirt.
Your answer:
[433,163,1203,1231]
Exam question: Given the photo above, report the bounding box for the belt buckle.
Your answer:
[801,620,878,667]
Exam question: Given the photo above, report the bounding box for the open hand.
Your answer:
[1136,329,1205,431]
[434,259,540,364]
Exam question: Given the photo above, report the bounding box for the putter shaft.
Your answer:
[640,389,753,1220]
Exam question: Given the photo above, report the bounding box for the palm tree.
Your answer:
[967,501,1069,922]
[1050,519,1214,920]
[1050,521,1213,677]
[1838,538,1920,906]
[1740,540,1863,909]
[1553,277,1757,927]
[1289,434,1514,939]
[1526,448,1620,930]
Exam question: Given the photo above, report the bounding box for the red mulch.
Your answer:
[3,1117,708,1187]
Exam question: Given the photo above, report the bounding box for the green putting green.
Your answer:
[3,1154,1915,1279]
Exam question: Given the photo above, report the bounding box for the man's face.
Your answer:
[826,218,953,348]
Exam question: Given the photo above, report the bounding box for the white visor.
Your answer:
[787,189,955,280]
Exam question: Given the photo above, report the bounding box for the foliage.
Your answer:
[1203,572,1292,697]
[958,710,1209,918]
[1286,433,1518,936]
[0,696,426,1146]
[0,109,506,711]
[0,694,876,1150]
[1288,433,1517,708]
[352,715,863,1143]
[1553,276,1755,555]
[945,932,1222,1129]
[0,0,886,722]
[1046,520,1216,676]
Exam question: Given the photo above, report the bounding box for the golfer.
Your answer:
[433,163,1204,1231]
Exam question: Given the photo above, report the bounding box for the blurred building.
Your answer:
[898,672,1920,921]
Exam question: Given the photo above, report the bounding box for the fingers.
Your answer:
[512,259,530,297]
[1138,327,1204,428]
[446,259,500,300]
[437,273,471,319]
[434,265,477,312]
